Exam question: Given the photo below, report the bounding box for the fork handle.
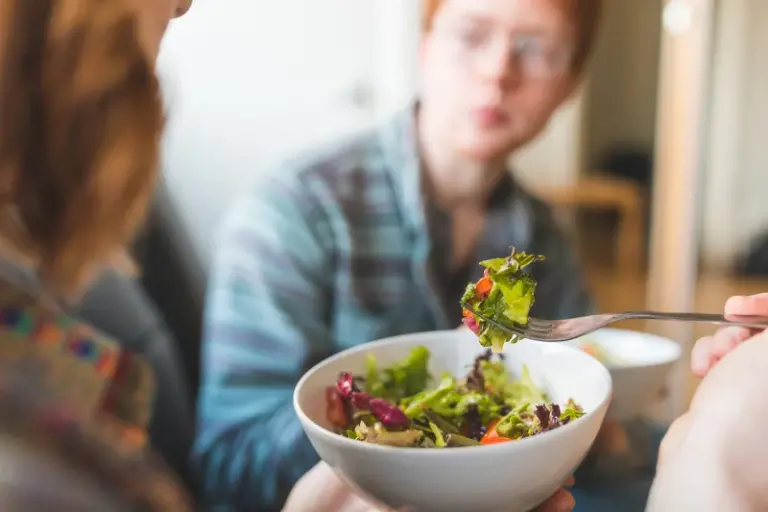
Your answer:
[622,311,768,329]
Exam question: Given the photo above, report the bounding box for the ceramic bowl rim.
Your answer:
[571,327,683,370]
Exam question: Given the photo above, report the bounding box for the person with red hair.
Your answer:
[195,1,635,511]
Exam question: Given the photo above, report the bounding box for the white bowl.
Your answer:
[566,328,682,420]
[294,330,612,512]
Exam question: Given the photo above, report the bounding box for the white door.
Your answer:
[156,0,419,268]
[646,0,715,419]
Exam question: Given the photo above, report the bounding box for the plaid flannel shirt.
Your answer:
[193,106,594,510]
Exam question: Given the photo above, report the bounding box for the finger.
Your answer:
[725,293,768,316]
[534,489,575,512]
[282,462,353,512]
[563,476,575,488]
[690,335,714,377]
[709,327,752,359]
[690,327,752,377]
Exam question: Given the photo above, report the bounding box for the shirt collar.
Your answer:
[378,102,424,236]
[378,102,525,239]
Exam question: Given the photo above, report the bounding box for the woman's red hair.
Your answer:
[0,0,164,297]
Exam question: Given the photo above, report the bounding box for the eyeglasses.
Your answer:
[435,21,574,80]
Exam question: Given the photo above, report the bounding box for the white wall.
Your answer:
[157,0,420,270]
[700,0,768,269]
[514,0,663,188]
[585,0,662,169]
[511,91,586,188]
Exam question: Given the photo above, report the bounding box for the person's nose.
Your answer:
[475,42,519,90]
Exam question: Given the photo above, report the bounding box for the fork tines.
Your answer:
[523,317,553,337]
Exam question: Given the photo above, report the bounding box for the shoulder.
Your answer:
[220,123,394,244]
[0,302,155,434]
[260,125,390,209]
[241,116,398,210]
[288,125,386,182]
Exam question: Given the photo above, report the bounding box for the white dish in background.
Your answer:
[294,329,612,512]
[566,328,682,421]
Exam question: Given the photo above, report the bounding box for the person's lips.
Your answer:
[472,106,508,127]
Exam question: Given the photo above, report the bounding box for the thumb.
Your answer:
[724,293,768,316]
[533,488,575,512]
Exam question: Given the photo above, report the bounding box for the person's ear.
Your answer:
[174,0,191,18]
[557,75,582,106]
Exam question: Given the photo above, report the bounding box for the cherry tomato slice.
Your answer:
[476,276,493,296]
[480,418,512,445]
[325,386,350,428]
[481,436,513,445]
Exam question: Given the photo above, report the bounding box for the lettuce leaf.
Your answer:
[464,247,545,351]
[365,346,431,403]
[502,364,549,406]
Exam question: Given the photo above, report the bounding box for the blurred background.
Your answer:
[146,0,768,422]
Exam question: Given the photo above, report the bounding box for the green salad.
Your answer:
[461,247,545,352]
[326,347,584,448]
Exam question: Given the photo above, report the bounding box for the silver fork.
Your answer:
[460,303,768,342]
